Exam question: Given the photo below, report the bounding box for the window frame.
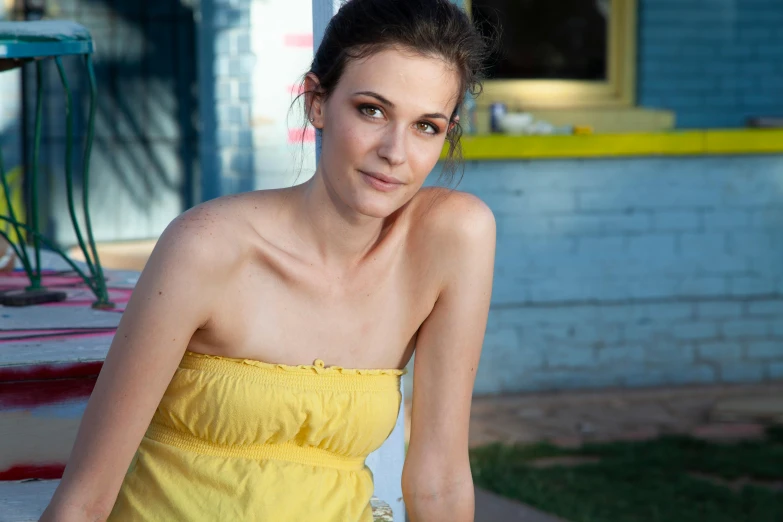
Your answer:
[465,0,638,109]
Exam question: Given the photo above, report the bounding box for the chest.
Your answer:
[197,245,439,369]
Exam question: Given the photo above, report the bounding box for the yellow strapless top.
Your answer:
[108,350,406,522]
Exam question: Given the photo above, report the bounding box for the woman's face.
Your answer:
[311,47,460,218]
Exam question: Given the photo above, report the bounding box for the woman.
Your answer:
[41,0,495,520]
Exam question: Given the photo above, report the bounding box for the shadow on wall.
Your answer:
[13,0,210,243]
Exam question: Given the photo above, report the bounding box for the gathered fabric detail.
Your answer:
[185,350,407,376]
[108,348,403,522]
[178,350,406,392]
[145,422,368,471]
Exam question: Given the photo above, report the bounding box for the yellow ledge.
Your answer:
[443,129,783,161]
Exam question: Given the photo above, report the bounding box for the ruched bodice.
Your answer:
[108,350,406,521]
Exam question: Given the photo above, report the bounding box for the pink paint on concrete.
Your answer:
[0,274,85,288]
[0,329,79,339]
[283,33,313,47]
[288,128,316,143]
[0,330,115,344]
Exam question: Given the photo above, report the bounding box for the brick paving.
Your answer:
[405,381,783,448]
[467,381,783,448]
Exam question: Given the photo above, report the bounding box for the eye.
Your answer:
[359,105,384,119]
[416,122,439,135]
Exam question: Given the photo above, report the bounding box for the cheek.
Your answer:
[409,140,444,179]
[329,115,370,155]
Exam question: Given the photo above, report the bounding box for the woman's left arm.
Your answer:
[402,192,496,522]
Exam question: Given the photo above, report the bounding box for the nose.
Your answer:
[376,125,407,166]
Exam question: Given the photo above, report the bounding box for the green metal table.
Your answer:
[0,21,112,308]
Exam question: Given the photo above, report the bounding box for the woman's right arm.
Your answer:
[39,210,237,522]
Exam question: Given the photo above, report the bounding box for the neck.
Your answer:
[289,166,391,271]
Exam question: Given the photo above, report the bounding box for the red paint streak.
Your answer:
[0,328,79,338]
[0,274,84,286]
[43,301,106,307]
[1,272,134,293]
[288,128,316,143]
[43,288,133,304]
[3,269,62,276]
[0,361,103,383]
[0,376,97,408]
[44,299,129,308]
[283,33,313,48]
[0,331,115,344]
[0,463,65,481]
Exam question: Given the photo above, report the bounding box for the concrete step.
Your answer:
[1,252,126,481]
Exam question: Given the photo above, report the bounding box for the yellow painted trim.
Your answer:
[466,0,637,109]
[705,130,783,155]
[442,130,783,160]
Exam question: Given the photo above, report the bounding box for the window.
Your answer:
[467,0,637,109]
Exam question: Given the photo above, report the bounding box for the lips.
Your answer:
[360,171,403,185]
[359,170,404,193]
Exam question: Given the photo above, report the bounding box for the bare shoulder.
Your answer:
[150,192,261,276]
[408,187,496,251]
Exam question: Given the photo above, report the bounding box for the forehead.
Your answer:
[337,47,460,114]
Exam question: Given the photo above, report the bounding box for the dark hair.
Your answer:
[296,0,492,185]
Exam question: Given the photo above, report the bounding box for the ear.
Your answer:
[448,115,460,133]
[304,73,325,129]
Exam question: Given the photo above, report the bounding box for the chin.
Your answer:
[352,198,399,219]
[350,189,407,219]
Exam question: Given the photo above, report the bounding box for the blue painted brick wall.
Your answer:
[199,0,256,201]
[444,155,783,394]
[638,0,783,128]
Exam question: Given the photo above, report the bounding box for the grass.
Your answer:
[469,425,783,522]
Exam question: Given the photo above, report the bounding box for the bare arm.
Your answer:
[40,209,237,522]
[402,193,496,522]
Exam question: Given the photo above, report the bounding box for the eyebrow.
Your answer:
[353,91,450,121]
